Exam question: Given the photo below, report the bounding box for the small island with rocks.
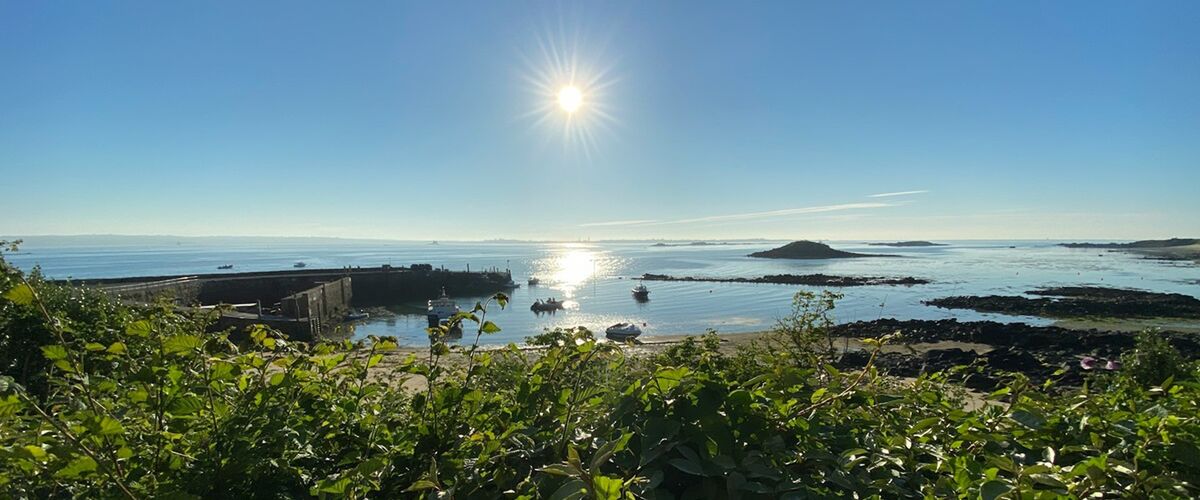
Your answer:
[865,241,946,247]
[748,240,894,259]
[924,286,1200,319]
[640,273,929,287]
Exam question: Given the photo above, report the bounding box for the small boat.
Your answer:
[605,323,642,341]
[217,264,234,270]
[530,298,565,312]
[632,284,650,300]
[528,277,540,286]
[427,288,463,336]
[346,311,370,321]
[294,262,307,268]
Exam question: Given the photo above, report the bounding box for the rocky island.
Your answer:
[640,273,929,287]
[1059,238,1198,249]
[748,240,894,259]
[924,286,1200,319]
[865,240,946,247]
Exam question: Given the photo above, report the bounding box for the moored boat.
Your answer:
[605,323,642,341]
[530,298,564,312]
[632,284,650,299]
[294,262,307,268]
[427,288,463,335]
[217,264,234,270]
[528,277,540,286]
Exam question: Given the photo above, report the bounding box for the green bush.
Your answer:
[1,249,1198,498]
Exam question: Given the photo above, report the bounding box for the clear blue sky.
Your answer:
[2,1,1197,240]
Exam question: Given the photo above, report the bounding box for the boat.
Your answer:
[217,264,234,270]
[530,298,564,312]
[632,284,650,300]
[605,323,642,341]
[346,311,370,321]
[294,262,307,268]
[427,288,463,335]
[528,277,540,286]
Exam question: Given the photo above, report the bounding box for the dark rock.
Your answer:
[748,241,895,259]
[925,286,1200,319]
[639,273,929,287]
[1059,238,1198,249]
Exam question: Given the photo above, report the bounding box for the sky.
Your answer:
[1,1,1197,241]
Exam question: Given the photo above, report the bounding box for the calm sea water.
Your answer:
[8,238,1199,346]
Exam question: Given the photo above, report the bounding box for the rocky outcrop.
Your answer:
[924,286,1200,319]
[639,273,928,287]
[748,241,893,259]
[1059,238,1198,249]
[831,318,1200,389]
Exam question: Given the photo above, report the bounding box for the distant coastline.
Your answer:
[865,241,946,247]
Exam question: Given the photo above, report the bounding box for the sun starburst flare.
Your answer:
[519,26,619,160]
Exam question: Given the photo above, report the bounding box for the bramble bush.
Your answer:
[1,244,1198,498]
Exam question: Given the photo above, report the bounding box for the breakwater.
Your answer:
[63,265,514,340]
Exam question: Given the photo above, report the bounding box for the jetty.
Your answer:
[60,265,514,340]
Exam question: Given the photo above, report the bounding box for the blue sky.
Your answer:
[1,1,1197,241]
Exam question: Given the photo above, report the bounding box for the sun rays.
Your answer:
[518,25,619,160]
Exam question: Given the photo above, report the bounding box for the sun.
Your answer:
[557,86,583,113]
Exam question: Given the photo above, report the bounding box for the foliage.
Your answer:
[1,248,1199,498]
[1121,329,1191,388]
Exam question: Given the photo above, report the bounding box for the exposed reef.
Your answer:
[924,286,1200,319]
[1059,238,1198,249]
[831,318,1200,389]
[640,273,928,287]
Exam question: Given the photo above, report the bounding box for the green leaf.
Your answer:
[1010,408,1046,430]
[481,321,502,334]
[170,395,205,415]
[367,353,384,368]
[163,335,203,355]
[592,475,623,500]
[980,480,1009,500]
[54,456,98,479]
[0,395,22,417]
[107,342,127,355]
[669,458,705,476]
[548,479,587,500]
[591,432,633,471]
[21,445,48,461]
[97,416,125,436]
[85,342,107,352]
[126,320,153,337]
[810,388,828,404]
[316,477,351,494]
[540,464,577,477]
[404,479,439,492]
[41,345,68,361]
[3,283,34,305]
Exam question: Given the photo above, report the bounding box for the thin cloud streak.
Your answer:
[579,202,890,228]
[867,190,928,198]
[578,219,658,227]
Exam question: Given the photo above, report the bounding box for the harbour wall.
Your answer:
[64,266,513,341]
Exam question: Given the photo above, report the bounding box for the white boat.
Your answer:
[427,288,460,326]
[346,311,370,321]
[632,284,650,299]
[605,323,642,340]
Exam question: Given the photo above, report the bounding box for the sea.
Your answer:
[6,237,1199,346]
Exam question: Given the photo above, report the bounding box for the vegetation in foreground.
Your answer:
[1,244,1198,499]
